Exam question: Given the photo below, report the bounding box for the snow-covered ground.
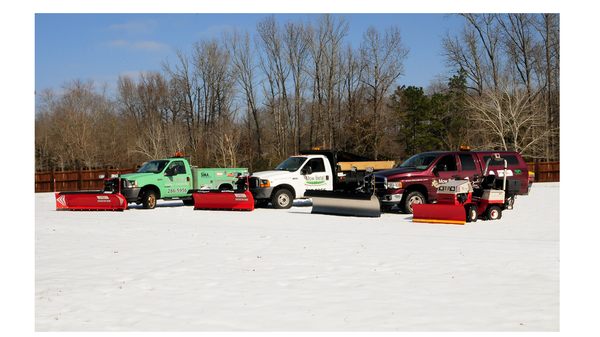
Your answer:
[35,183,559,331]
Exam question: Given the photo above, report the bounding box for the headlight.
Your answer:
[387,181,402,189]
[259,179,270,188]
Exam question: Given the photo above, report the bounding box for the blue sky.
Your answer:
[35,13,465,97]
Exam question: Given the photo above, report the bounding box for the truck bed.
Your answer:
[338,161,395,171]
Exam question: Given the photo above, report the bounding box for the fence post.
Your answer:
[77,168,82,191]
[50,169,55,193]
[534,160,540,182]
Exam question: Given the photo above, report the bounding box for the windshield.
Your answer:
[399,153,439,170]
[137,160,169,173]
[275,156,307,172]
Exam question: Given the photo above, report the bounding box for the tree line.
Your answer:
[35,14,559,172]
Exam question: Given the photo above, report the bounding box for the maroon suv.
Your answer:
[374,150,532,213]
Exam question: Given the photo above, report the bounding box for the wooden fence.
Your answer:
[35,167,137,193]
[526,161,559,182]
[34,160,560,192]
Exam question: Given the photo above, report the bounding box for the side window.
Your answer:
[305,158,325,173]
[435,155,457,172]
[459,153,476,171]
[167,161,186,175]
[504,155,520,166]
[484,155,520,167]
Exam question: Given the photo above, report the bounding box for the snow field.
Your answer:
[35,183,559,331]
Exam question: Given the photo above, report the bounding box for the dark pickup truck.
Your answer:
[375,150,533,213]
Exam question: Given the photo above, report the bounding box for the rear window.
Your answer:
[435,154,458,172]
[483,155,521,167]
[459,154,476,171]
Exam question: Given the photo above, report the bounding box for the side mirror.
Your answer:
[432,167,439,176]
[301,166,313,175]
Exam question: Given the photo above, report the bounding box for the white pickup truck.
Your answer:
[248,150,395,208]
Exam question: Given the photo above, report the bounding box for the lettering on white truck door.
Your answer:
[303,158,328,190]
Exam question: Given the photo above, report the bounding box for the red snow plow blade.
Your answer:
[412,204,466,225]
[192,190,254,211]
[55,191,128,211]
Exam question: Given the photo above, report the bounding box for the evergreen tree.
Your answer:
[390,85,444,157]
[441,69,469,149]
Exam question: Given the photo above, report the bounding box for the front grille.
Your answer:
[249,177,260,188]
[374,175,387,190]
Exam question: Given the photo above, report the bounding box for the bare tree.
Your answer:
[445,13,559,160]
[283,21,310,152]
[466,85,553,157]
[227,30,263,158]
[360,26,408,158]
[257,16,291,157]
[306,15,349,148]
[163,50,200,155]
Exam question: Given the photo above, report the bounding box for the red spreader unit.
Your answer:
[412,180,473,225]
[55,191,128,211]
[192,176,255,211]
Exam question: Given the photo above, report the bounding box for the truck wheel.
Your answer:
[486,205,502,220]
[401,191,425,214]
[272,189,293,209]
[465,205,478,222]
[142,190,157,209]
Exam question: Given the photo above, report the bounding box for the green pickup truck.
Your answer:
[106,155,247,209]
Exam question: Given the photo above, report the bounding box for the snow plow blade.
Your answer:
[55,191,128,211]
[192,190,255,211]
[306,190,381,217]
[412,204,466,225]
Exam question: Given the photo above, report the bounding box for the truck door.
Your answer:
[432,154,459,183]
[164,160,190,197]
[301,157,333,194]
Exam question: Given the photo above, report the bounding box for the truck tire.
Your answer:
[465,205,478,222]
[401,191,425,214]
[142,190,157,209]
[272,189,293,209]
[486,205,502,220]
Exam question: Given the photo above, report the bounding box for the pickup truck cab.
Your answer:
[249,154,334,209]
[375,149,532,214]
[249,149,394,209]
[114,155,247,209]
